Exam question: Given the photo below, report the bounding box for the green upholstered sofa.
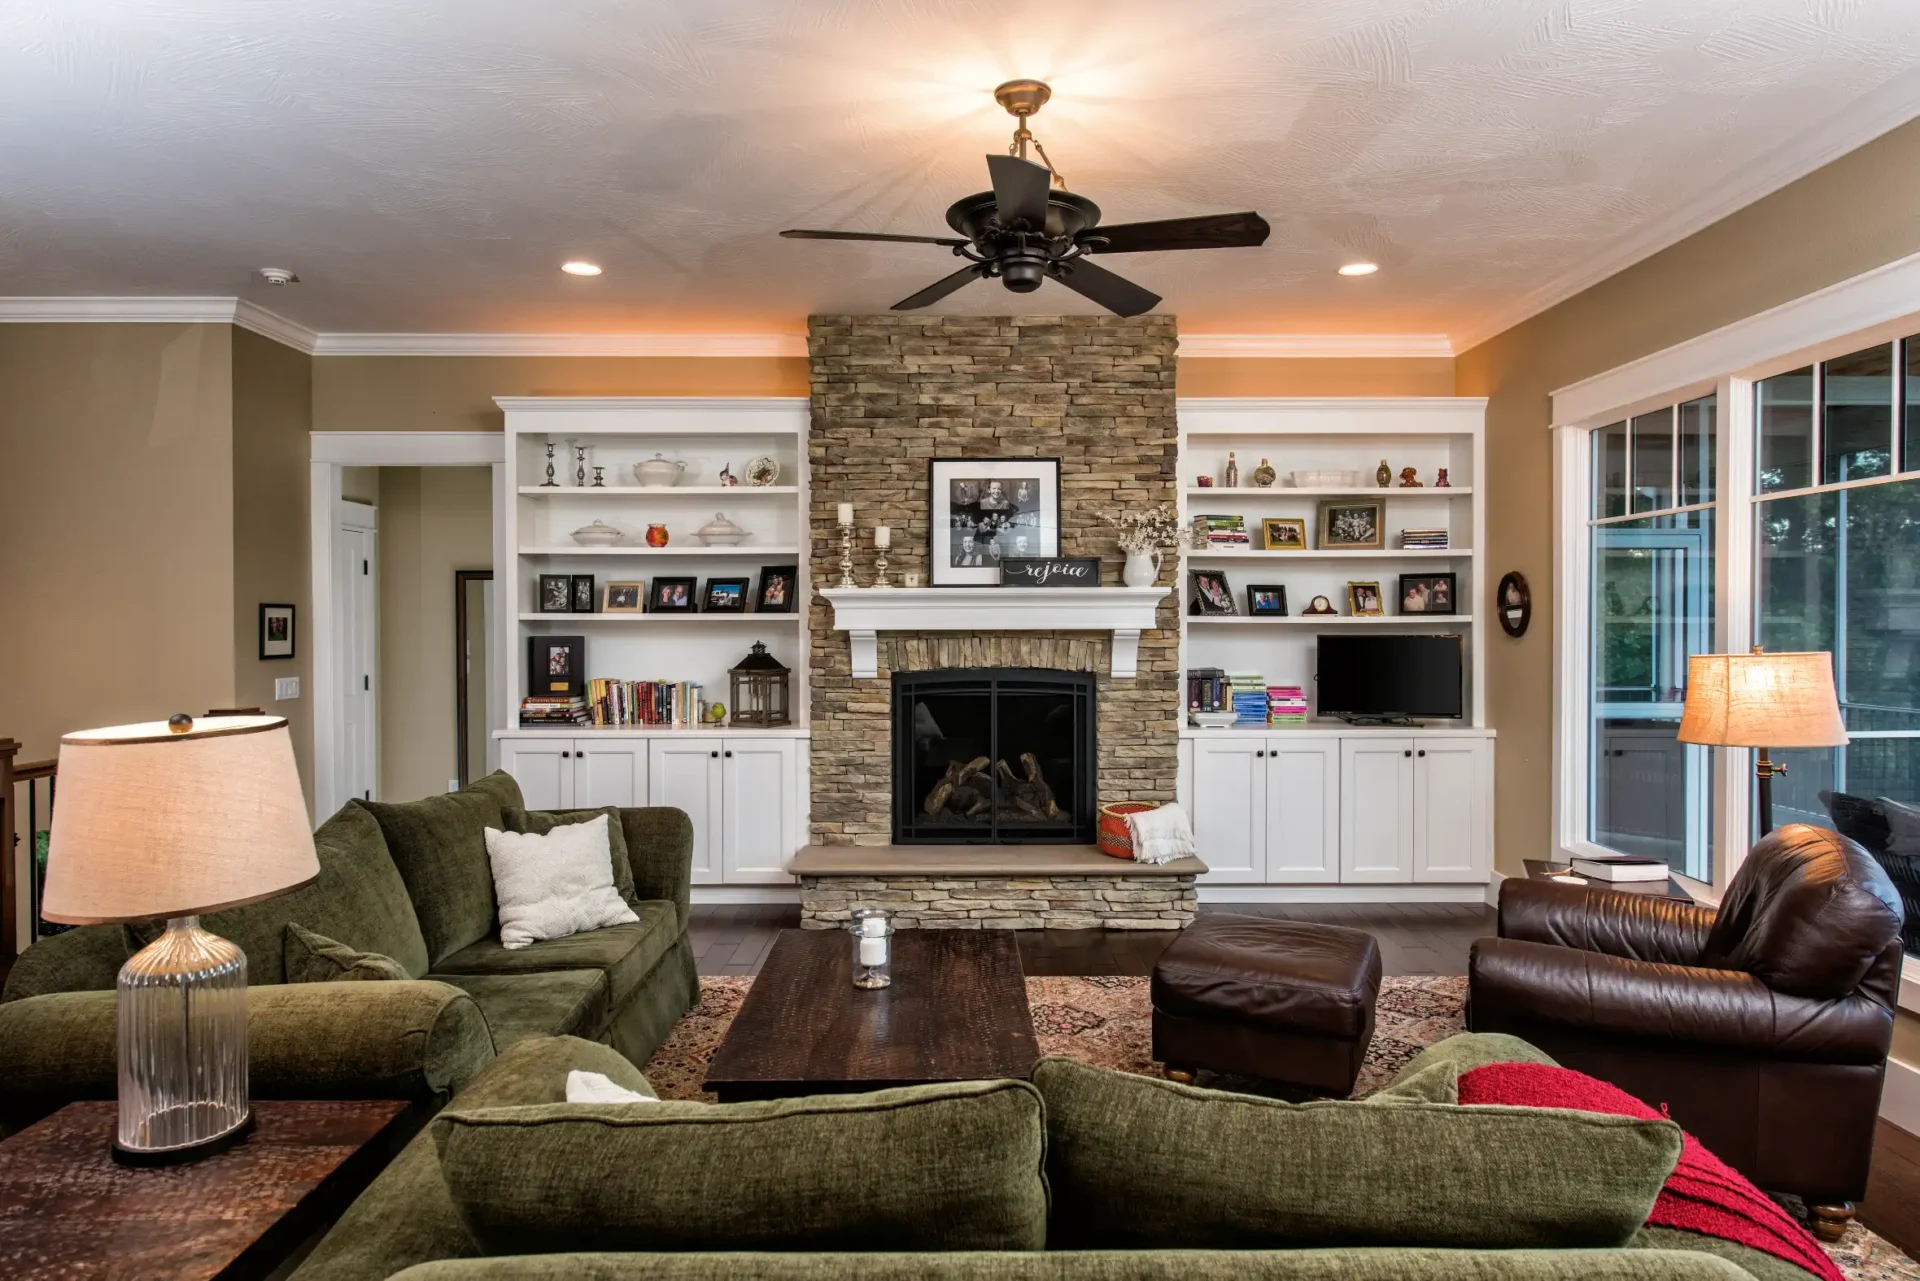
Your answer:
[286,1034,1819,1281]
[0,772,698,1136]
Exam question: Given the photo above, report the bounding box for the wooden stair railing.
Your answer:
[1,739,57,960]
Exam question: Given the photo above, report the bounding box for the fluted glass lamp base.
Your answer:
[114,916,251,1165]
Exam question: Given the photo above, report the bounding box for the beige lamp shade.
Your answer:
[1677,651,1848,749]
[43,715,317,925]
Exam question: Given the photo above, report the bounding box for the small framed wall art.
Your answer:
[569,574,596,614]
[703,577,750,613]
[1000,556,1098,587]
[258,603,295,660]
[1246,584,1288,616]
[928,457,1060,585]
[1398,572,1457,615]
[1261,518,1307,551]
[1346,581,1384,616]
[1190,568,1236,615]
[528,635,584,698]
[1318,500,1384,550]
[538,574,572,614]
[649,576,697,613]
[602,581,644,614]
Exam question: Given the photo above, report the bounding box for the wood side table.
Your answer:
[1522,858,1695,903]
[0,1099,412,1280]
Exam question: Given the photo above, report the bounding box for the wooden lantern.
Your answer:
[728,641,791,727]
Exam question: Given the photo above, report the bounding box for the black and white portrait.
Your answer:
[928,458,1060,585]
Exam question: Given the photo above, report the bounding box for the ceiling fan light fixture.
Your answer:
[1338,261,1379,277]
[561,260,603,276]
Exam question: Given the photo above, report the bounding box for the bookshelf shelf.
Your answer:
[1186,615,1475,626]
[518,612,803,623]
[1186,548,1463,561]
[518,485,800,496]
[1185,486,1472,497]
[519,545,804,557]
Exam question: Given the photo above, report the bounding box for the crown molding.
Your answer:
[309,332,808,357]
[0,296,319,353]
[1450,69,1920,355]
[233,301,319,353]
[1178,333,1453,358]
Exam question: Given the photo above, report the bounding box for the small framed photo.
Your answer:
[538,574,573,614]
[1318,500,1384,550]
[1246,584,1288,616]
[1399,572,1457,615]
[1347,580,1385,616]
[1190,568,1236,615]
[1261,518,1307,550]
[649,576,697,613]
[928,457,1061,585]
[569,574,596,614]
[703,577,749,613]
[756,565,798,613]
[258,603,295,660]
[528,635,584,697]
[602,581,644,614]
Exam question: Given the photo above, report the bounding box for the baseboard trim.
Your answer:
[691,886,801,906]
[1885,1056,1920,1135]
[1198,884,1490,904]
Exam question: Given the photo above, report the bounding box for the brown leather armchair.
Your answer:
[1469,825,1905,1237]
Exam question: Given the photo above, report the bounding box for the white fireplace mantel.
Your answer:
[818,585,1172,678]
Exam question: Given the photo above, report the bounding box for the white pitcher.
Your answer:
[1123,548,1162,587]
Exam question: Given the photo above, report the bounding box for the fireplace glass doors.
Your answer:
[892,668,1097,844]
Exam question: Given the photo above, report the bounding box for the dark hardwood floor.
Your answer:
[689,900,1919,1257]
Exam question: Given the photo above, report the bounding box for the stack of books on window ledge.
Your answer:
[1185,667,1236,727]
[1400,528,1449,549]
[1268,685,1308,725]
[1193,514,1250,548]
[588,679,706,728]
[1230,672,1270,725]
[519,695,588,727]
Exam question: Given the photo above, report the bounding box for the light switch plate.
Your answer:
[274,676,300,701]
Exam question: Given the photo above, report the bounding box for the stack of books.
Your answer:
[1401,528,1449,549]
[1569,855,1669,882]
[1186,667,1228,715]
[589,679,705,728]
[1229,672,1269,724]
[1193,514,1250,549]
[519,695,588,727]
[1268,685,1308,725]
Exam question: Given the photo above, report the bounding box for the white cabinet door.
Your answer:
[1190,738,1267,883]
[648,738,723,885]
[722,739,799,883]
[1414,737,1491,883]
[499,738,573,810]
[1340,739,1415,883]
[1264,737,1340,883]
[573,741,647,810]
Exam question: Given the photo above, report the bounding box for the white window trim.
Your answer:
[1549,250,1920,991]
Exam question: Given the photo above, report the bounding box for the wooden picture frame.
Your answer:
[1498,571,1533,637]
[258,603,295,660]
[928,457,1061,585]
[649,576,697,613]
[703,577,750,613]
[1261,518,1307,551]
[1246,584,1288,616]
[756,565,798,613]
[1190,569,1236,615]
[1317,500,1384,550]
[601,581,644,614]
[1346,580,1384,616]
[1398,572,1458,615]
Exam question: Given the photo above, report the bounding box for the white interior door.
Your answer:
[1264,738,1340,883]
[334,505,378,803]
[1340,738,1415,883]
[1190,738,1266,883]
[649,738,723,885]
[721,739,798,883]
[1414,738,1491,882]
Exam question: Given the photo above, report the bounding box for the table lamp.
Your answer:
[42,714,317,1163]
[1677,648,1848,836]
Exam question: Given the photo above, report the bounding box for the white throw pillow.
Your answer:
[566,1070,658,1104]
[483,814,638,950]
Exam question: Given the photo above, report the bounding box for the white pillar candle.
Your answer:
[874,525,891,549]
[859,936,888,967]
[837,502,854,526]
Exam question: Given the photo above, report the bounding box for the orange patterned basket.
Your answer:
[1097,801,1160,859]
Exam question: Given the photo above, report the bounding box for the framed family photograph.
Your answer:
[258,603,295,660]
[1261,518,1307,550]
[570,574,596,614]
[1247,584,1288,616]
[703,577,749,613]
[601,581,644,613]
[1399,572,1457,615]
[756,564,797,613]
[928,457,1060,586]
[1347,580,1384,616]
[538,573,572,614]
[649,576,696,613]
[528,635,584,698]
[1190,568,1236,615]
[1318,500,1384,550]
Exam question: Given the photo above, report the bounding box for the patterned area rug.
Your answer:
[644,974,1917,1281]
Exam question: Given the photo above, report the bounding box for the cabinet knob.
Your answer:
[710,750,719,758]
[724,750,734,758]
[1403,749,1412,758]
[576,750,586,758]
[1417,750,1426,758]
[1254,749,1265,758]
[560,750,571,759]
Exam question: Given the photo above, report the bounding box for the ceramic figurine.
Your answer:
[1195,476,1214,487]
[1376,459,1391,488]
[719,462,740,487]
[1435,468,1451,488]
[1252,457,1276,488]
[1398,467,1423,487]
[645,523,670,547]
[1224,452,1239,487]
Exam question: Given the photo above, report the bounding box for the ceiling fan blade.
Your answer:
[890,263,988,311]
[1048,258,1161,317]
[1086,212,1271,254]
[781,229,969,246]
[985,153,1051,229]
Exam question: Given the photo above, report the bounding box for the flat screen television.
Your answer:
[1316,634,1464,722]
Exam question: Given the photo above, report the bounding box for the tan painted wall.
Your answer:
[1179,356,1454,397]
[375,466,494,802]
[1455,115,1920,876]
[231,328,315,812]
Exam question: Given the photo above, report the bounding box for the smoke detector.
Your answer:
[258,267,300,286]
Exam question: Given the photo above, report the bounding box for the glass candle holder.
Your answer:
[849,907,895,989]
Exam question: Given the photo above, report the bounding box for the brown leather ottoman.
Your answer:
[1151,915,1382,1097]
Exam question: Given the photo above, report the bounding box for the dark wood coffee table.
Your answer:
[704,928,1040,1103]
[0,1098,413,1280]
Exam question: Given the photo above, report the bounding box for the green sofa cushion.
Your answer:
[360,782,511,966]
[285,923,412,983]
[385,1249,1756,1281]
[429,903,677,1011]
[432,1079,1049,1256]
[434,971,611,1051]
[1033,1057,1680,1251]
[504,806,637,905]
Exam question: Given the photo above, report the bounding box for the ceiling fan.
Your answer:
[781,80,1270,317]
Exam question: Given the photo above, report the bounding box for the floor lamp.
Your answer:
[1677,648,1848,837]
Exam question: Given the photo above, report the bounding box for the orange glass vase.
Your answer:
[645,524,669,547]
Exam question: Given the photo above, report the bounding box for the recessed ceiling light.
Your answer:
[561,261,603,276]
[1338,262,1379,277]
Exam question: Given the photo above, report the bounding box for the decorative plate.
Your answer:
[745,455,779,486]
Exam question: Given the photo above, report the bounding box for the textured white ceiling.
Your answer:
[4,0,1920,344]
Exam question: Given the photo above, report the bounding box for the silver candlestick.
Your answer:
[541,441,559,487]
[839,525,858,588]
[872,536,890,588]
[572,442,588,487]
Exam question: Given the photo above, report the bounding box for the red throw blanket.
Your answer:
[1457,1062,1841,1281]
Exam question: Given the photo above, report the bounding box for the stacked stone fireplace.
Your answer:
[795,315,1197,929]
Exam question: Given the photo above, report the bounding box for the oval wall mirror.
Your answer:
[1496,571,1532,638]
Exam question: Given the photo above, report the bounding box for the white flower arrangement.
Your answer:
[1103,503,1192,554]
